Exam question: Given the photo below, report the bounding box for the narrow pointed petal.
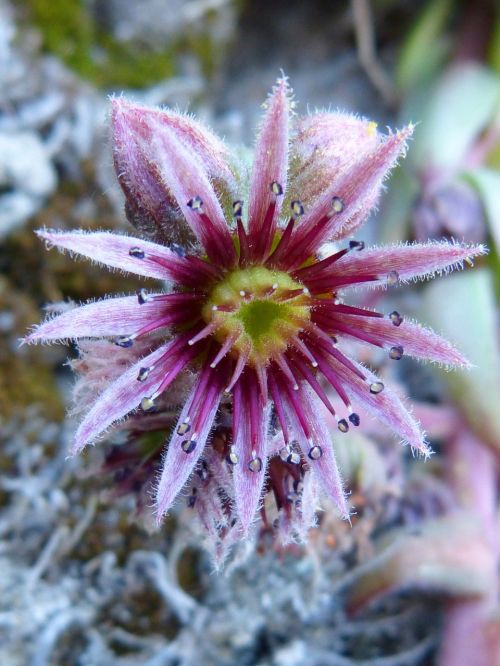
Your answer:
[329,241,488,287]
[146,120,237,266]
[73,341,184,452]
[318,349,430,455]
[112,99,186,242]
[155,363,226,520]
[232,374,271,533]
[283,383,349,518]
[289,112,382,212]
[36,230,205,284]
[157,111,237,195]
[283,127,413,267]
[112,98,238,204]
[26,294,188,343]
[332,314,470,367]
[248,78,290,237]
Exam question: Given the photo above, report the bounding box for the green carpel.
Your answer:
[237,299,291,344]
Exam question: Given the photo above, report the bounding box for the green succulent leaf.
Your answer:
[397,0,452,91]
[407,65,500,172]
[345,514,494,614]
[419,268,500,452]
[463,168,500,254]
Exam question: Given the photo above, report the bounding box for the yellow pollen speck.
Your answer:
[367,121,378,137]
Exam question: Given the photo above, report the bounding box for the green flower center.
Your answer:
[238,299,289,342]
[202,266,311,364]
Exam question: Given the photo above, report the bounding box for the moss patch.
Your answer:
[20,0,225,88]
[0,276,63,419]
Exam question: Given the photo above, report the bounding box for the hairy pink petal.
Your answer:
[36,230,203,283]
[112,100,177,232]
[232,375,271,533]
[283,383,349,518]
[331,314,470,367]
[248,78,290,238]
[330,241,487,287]
[330,190,379,242]
[113,99,237,196]
[112,99,239,248]
[318,349,430,455]
[158,112,237,193]
[73,341,181,452]
[155,363,226,520]
[145,120,237,266]
[283,127,413,267]
[289,112,381,211]
[25,295,188,342]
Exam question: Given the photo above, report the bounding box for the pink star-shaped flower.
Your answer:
[27,77,485,540]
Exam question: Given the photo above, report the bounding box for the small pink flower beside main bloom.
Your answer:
[27,78,485,545]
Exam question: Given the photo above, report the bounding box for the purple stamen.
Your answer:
[248,373,263,447]
[280,214,330,269]
[268,371,289,443]
[292,336,318,367]
[312,301,384,319]
[237,218,250,266]
[265,216,295,266]
[225,348,250,393]
[304,273,380,293]
[291,352,336,416]
[280,378,311,439]
[307,330,366,381]
[291,247,350,281]
[251,196,277,262]
[188,321,219,346]
[311,350,351,408]
[210,332,239,369]
[275,354,299,390]
[323,319,386,349]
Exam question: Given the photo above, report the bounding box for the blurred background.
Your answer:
[0,1,499,664]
